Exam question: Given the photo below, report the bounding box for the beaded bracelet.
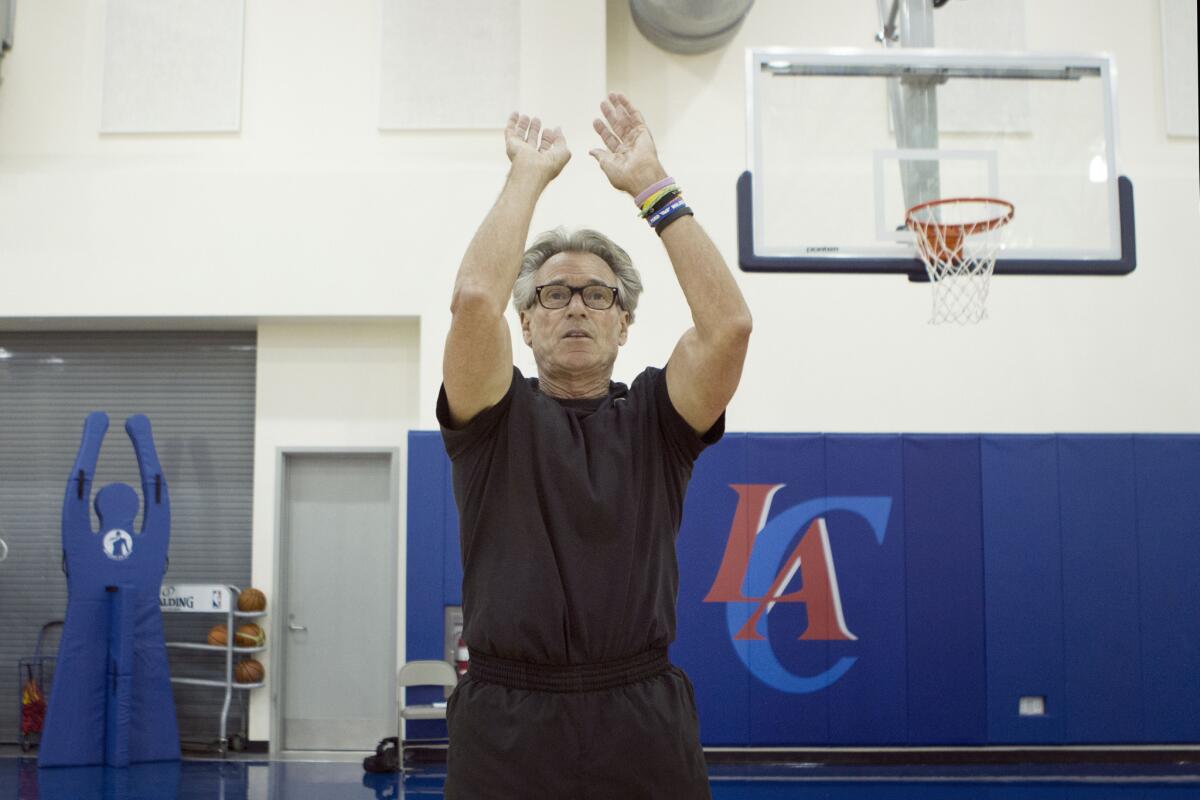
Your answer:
[634,176,675,208]
[640,185,680,217]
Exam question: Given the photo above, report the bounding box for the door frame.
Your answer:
[270,446,401,754]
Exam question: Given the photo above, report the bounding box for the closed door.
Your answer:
[280,452,396,750]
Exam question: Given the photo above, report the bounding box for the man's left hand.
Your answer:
[589,93,668,199]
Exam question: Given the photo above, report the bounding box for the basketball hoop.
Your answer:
[905,197,1014,325]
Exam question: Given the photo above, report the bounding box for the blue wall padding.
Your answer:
[406,433,446,667]
[902,436,988,744]
[39,413,180,768]
[745,435,830,746]
[1058,436,1145,743]
[980,436,1067,744]
[675,436,751,746]
[406,432,1200,747]
[823,435,907,745]
[403,433,452,740]
[1134,437,1200,742]
[442,459,463,608]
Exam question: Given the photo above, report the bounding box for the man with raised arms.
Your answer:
[438,93,752,798]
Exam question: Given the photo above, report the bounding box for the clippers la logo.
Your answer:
[704,485,892,693]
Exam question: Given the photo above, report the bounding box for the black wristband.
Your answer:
[654,206,694,236]
[643,189,681,219]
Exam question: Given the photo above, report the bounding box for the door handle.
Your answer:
[288,622,307,632]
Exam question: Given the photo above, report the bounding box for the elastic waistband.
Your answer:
[467,647,670,693]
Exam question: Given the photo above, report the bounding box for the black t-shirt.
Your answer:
[437,365,723,666]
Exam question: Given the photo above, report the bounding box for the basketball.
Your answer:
[238,588,267,612]
[206,624,228,646]
[235,623,266,648]
[234,659,265,684]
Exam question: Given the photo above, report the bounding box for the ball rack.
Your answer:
[161,583,266,754]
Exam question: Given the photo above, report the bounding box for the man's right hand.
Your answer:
[444,112,567,429]
[505,112,571,183]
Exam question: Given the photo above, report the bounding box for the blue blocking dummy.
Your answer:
[38,412,181,768]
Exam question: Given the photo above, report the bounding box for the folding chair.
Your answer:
[398,659,459,770]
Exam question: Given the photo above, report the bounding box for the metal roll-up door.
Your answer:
[0,330,256,746]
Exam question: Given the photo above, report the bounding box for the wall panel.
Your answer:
[1134,436,1200,742]
[675,436,751,746]
[1058,436,1143,743]
[824,435,907,745]
[902,436,988,744]
[981,435,1067,743]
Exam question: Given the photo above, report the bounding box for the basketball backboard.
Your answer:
[738,48,1136,277]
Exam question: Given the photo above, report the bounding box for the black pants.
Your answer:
[444,650,711,800]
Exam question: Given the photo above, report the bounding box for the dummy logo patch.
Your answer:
[102,529,134,561]
[704,485,891,693]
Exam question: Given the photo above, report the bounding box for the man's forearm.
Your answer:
[453,167,549,314]
[660,215,752,344]
[588,91,750,343]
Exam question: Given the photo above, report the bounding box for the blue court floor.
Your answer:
[2,757,1199,799]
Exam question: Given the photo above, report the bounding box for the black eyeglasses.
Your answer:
[534,284,619,311]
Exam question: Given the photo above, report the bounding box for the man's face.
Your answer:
[520,251,631,379]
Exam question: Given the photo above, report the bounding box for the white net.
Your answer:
[906,198,1014,325]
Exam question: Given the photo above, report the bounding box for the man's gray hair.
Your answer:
[512,227,643,323]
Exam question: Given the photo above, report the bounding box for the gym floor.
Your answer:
[2,752,1198,799]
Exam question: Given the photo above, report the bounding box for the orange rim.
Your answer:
[904,197,1015,237]
[905,197,1014,264]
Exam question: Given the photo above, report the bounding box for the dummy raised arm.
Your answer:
[63,411,109,534]
[126,414,168,534]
